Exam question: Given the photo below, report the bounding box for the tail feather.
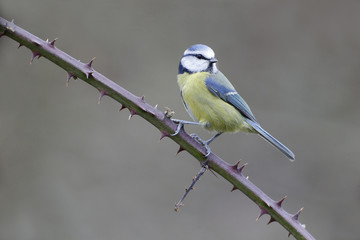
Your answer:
[246,120,295,161]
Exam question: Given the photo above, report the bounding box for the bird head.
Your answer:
[179,44,218,74]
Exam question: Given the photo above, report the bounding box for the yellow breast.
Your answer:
[177,72,253,133]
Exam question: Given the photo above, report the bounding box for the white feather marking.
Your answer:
[181,56,209,73]
[225,91,237,96]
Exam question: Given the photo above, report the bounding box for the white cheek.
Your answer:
[181,57,209,72]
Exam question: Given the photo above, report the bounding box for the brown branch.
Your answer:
[0,17,315,240]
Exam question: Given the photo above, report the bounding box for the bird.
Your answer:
[171,44,295,161]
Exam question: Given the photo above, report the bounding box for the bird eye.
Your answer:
[194,54,205,60]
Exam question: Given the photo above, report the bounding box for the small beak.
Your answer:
[210,57,218,63]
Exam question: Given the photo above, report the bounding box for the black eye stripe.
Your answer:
[183,53,208,60]
[194,54,207,60]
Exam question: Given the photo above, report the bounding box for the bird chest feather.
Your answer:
[177,72,250,132]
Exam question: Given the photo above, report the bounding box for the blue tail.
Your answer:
[246,120,295,161]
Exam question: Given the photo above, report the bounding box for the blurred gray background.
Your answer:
[1,1,360,239]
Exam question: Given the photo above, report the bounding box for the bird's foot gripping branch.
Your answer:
[0,17,315,240]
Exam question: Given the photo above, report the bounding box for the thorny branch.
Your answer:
[0,17,315,240]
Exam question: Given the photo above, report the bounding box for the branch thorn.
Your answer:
[18,43,23,48]
[292,207,304,221]
[49,38,58,46]
[267,216,276,225]
[119,105,127,111]
[159,130,169,140]
[66,72,75,87]
[30,51,41,64]
[231,160,247,175]
[239,163,248,174]
[256,207,269,221]
[86,57,95,68]
[84,71,92,79]
[275,195,287,207]
[98,89,106,104]
[231,160,241,171]
[128,109,136,120]
[83,57,95,78]
[230,185,238,192]
[176,146,185,155]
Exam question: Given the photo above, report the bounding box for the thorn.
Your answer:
[86,57,95,68]
[230,185,238,192]
[230,160,248,177]
[30,51,41,64]
[288,232,292,238]
[84,71,92,79]
[176,146,185,155]
[267,216,276,225]
[49,38,58,46]
[275,196,287,208]
[98,90,106,104]
[256,207,269,221]
[159,131,169,140]
[140,96,145,102]
[239,163,248,174]
[83,57,95,79]
[292,207,304,221]
[128,109,136,120]
[17,43,23,48]
[119,105,127,111]
[154,104,158,109]
[231,160,241,171]
[66,72,75,87]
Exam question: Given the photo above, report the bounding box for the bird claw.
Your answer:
[171,120,214,157]
[190,133,212,157]
[170,119,183,136]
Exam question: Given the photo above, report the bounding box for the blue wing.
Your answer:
[204,75,257,123]
[205,74,295,160]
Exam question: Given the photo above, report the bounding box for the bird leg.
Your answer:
[170,119,204,136]
[190,132,223,157]
[171,119,222,157]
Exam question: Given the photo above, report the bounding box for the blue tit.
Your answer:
[172,44,295,161]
